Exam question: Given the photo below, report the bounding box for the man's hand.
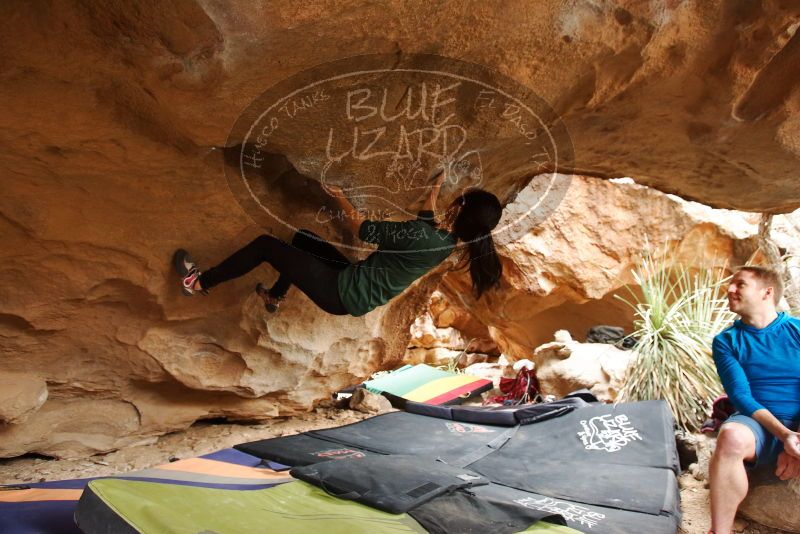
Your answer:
[751,409,800,459]
[782,431,800,459]
[776,451,800,480]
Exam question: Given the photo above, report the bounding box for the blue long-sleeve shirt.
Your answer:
[712,312,800,422]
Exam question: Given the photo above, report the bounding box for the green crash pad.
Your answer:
[77,478,580,533]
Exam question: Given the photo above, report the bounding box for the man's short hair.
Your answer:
[736,265,784,305]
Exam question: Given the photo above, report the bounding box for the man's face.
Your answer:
[727,270,772,315]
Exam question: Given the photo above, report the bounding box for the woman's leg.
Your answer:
[198,235,349,315]
[270,229,351,298]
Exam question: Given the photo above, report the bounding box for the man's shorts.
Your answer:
[722,413,799,468]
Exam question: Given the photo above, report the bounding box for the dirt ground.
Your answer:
[0,407,370,485]
[0,407,793,534]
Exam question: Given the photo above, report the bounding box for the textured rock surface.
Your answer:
[0,375,48,424]
[2,1,800,458]
[426,291,499,355]
[438,175,764,359]
[740,478,800,532]
[408,313,467,351]
[404,347,489,368]
[530,331,635,401]
[348,388,394,415]
[688,433,717,483]
[405,305,497,365]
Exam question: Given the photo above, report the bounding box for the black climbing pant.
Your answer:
[199,230,351,315]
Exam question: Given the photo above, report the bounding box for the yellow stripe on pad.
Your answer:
[0,488,83,502]
[404,375,483,402]
[152,458,290,480]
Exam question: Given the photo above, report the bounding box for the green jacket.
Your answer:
[337,211,456,317]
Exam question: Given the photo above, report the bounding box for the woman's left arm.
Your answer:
[422,170,447,214]
[326,185,364,235]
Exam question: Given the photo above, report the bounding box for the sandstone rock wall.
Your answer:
[2,1,800,457]
[437,175,762,360]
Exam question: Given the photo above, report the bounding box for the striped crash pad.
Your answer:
[2,448,579,533]
[0,448,287,534]
[364,364,493,405]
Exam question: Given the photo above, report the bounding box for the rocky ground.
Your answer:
[0,407,370,485]
[0,407,793,534]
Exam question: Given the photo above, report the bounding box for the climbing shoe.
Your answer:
[173,249,205,296]
[256,282,284,313]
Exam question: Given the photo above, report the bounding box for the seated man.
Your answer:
[709,266,800,534]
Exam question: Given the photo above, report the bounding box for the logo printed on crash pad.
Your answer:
[515,496,606,528]
[313,448,366,459]
[445,422,495,434]
[577,414,642,452]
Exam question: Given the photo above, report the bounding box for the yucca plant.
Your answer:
[436,338,478,374]
[616,249,736,432]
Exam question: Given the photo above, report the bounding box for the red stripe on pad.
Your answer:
[424,379,492,405]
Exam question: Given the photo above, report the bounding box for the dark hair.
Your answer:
[735,265,784,305]
[451,189,503,299]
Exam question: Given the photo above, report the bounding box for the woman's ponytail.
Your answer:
[465,232,502,298]
[451,190,503,299]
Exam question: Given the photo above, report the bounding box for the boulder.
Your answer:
[0,399,142,459]
[739,476,800,532]
[348,388,393,415]
[531,330,634,401]
[682,433,716,482]
[427,291,499,355]
[408,313,467,351]
[0,374,47,424]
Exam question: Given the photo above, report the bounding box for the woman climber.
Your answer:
[173,171,503,317]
